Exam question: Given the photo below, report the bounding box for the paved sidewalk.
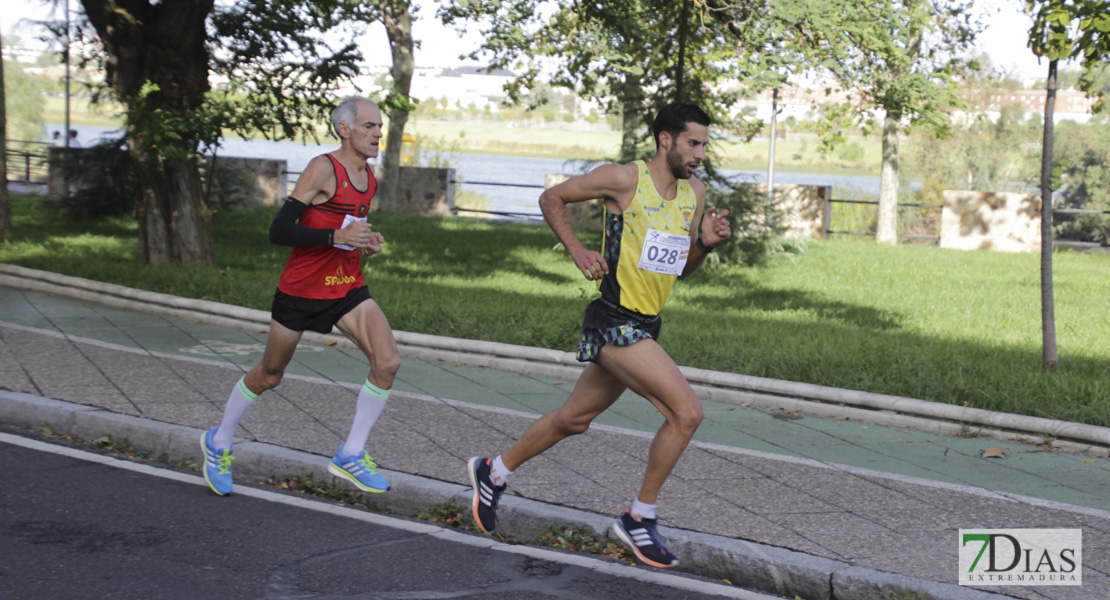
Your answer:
[1,281,1107,600]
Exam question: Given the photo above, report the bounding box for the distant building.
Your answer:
[726,81,1097,126]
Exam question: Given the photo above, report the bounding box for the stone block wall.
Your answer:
[940,191,1041,253]
[372,166,455,216]
[206,156,288,207]
[753,183,832,239]
[544,173,601,229]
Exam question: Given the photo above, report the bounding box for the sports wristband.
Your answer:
[695,236,715,253]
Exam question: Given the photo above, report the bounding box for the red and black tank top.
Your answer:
[277,154,377,299]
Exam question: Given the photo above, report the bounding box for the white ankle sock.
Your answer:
[630,499,657,521]
[214,377,258,449]
[490,455,512,486]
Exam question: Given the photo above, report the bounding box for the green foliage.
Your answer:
[52,137,133,218]
[1028,0,1110,111]
[1052,117,1110,243]
[206,0,375,146]
[533,523,631,563]
[904,102,1040,195]
[709,0,979,148]
[89,434,152,460]
[836,141,865,164]
[440,0,758,146]
[2,59,46,143]
[705,181,774,266]
[413,500,480,531]
[267,473,367,504]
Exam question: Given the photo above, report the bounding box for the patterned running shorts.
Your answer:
[575,297,662,362]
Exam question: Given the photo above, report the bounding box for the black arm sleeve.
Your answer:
[269,197,333,246]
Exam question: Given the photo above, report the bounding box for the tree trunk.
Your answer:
[875,110,901,245]
[1040,60,1059,369]
[378,0,416,213]
[131,141,213,265]
[81,0,215,266]
[675,0,690,102]
[618,70,644,163]
[0,43,10,238]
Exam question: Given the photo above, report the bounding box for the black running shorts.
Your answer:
[575,297,662,363]
[271,286,372,334]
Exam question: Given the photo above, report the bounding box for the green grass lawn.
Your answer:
[31,98,881,174]
[3,195,1108,426]
[407,119,881,174]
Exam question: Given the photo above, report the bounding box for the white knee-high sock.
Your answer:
[214,377,258,449]
[342,379,390,456]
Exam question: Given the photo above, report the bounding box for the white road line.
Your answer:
[0,431,778,600]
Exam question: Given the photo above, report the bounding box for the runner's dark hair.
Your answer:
[652,102,711,149]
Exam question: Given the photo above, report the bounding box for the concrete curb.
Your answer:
[0,390,1014,600]
[3,262,1109,456]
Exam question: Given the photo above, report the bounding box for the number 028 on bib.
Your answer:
[636,229,689,277]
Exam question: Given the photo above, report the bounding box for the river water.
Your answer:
[54,123,886,219]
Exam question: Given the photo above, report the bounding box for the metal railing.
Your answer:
[822,197,1110,248]
[4,141,52,186]
[450,179,545,221]
[822,198,943,242]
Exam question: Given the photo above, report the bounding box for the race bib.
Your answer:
[637,228,689,276]
[333,214,361,251]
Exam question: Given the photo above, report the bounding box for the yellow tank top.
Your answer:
[598,161,697,316]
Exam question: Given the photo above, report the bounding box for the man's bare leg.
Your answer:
[336,299,400,389]
[500,362,626,471]
[593,339,703,506]
[242,320,304,394]
[215,320,303,447]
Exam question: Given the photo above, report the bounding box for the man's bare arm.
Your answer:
[539,164,637,281]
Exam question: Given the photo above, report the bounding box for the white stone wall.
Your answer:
[940,191,1041,253]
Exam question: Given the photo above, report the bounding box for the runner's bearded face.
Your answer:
[665,124,708,180]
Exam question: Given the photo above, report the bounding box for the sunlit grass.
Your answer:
[3,195,1108,426]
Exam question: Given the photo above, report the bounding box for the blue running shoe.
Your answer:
[201,427,234,496]
[611,509,679,568]
[467,457,506,533]
[328,448,390,493]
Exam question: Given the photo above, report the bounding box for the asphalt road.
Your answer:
[0,427,777,600]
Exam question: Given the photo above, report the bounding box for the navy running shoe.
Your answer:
[201,427,235,496]
[611,509,679,568]
[468,457,506,533]
[328,448,390,493]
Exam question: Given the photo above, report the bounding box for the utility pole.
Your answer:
[63,0,71,198]
[765,87,779,233]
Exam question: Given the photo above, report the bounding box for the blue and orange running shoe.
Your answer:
[201,427,235,496]
[467,457,506,533]
[328,448,390,493]
[611,509,679,568]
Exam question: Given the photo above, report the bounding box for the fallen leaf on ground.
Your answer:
[981,448,1008,458]
[324,340,337,346]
